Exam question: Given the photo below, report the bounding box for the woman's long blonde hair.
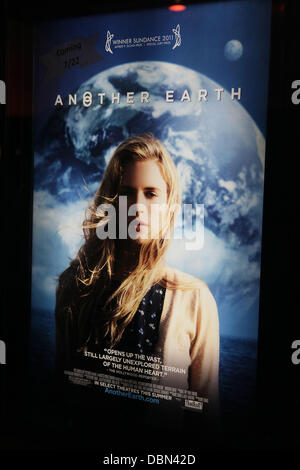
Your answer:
[57,133,199,349]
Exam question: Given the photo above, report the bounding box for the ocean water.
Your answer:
[219,335,257,416]
[29,308,258,416]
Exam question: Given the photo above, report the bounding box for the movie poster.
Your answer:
[30,0,271,436]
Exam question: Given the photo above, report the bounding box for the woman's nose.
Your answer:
[135,191,147,216]
[136,190,145,205]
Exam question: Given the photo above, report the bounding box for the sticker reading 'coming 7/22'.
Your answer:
[40,34,103,81]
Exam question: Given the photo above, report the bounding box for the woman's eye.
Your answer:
[146,191,157,198]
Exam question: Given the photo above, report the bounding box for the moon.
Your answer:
[224,40,243,61]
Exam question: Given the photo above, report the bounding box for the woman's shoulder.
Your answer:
[163,266,218,319]
[57,261,78,288]
[55,261,82,325]
[55,260,80,306]
[163,265,210,292]
[166,266,218,325]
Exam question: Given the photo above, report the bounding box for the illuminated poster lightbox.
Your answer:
[30,0,271,431]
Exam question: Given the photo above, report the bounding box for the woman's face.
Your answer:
[119,159,168,243]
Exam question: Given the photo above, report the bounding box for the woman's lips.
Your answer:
[135,219,148,226]
[135,219,148,231]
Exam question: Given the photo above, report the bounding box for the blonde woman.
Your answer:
[55,133,220,416]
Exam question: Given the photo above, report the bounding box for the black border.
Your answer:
[1,0,299,453]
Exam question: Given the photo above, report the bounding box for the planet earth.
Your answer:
[33,61,265,338]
